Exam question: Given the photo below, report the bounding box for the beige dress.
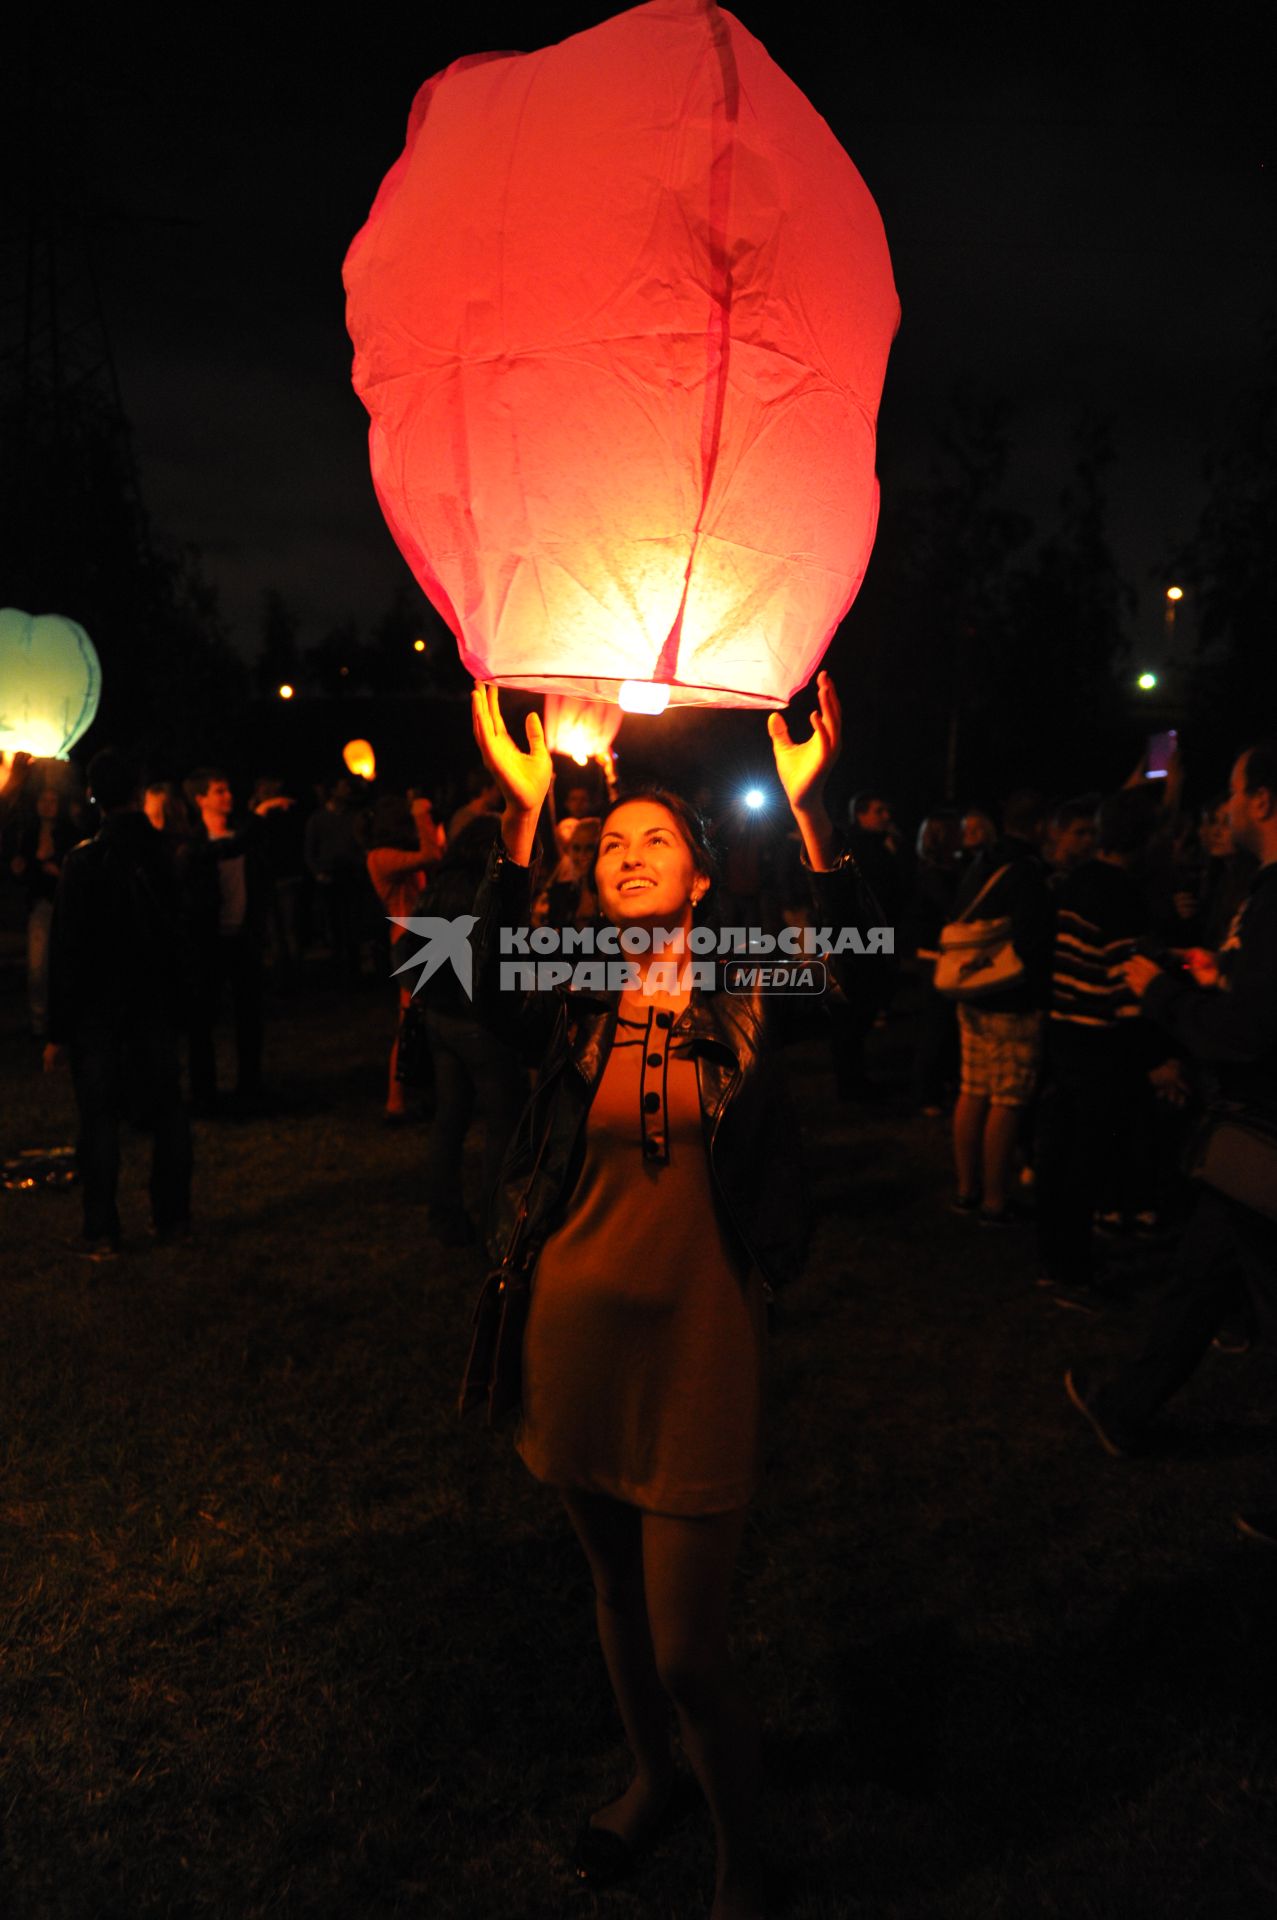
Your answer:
[517,1004,766,1515]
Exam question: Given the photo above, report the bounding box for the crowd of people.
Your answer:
[3,734,1272,1360]
[3,736,1273,1373]
[2,709,1275,1919]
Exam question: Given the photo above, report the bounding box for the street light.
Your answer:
[278,683,295,700]
[1137,672,1158,692]
[1164,584,1183,647]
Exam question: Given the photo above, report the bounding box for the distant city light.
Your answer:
[743,787,766,810]
[413,638,427,652]
[278,683,295,700]
[1165,585,1183,602]
[1137,672,1158,691]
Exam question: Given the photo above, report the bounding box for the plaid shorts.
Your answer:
[957,1006,1043,1107]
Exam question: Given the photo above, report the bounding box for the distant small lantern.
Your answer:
[343,739,377,781]
[544,694,623,768]
[0,608,101,759]
[344,0,897,711]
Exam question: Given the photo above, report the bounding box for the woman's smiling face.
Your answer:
[595,800,706,927]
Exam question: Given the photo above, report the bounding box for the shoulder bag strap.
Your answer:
[952,864,1011,926]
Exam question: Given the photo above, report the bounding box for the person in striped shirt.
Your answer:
[1035,788,1168,1302]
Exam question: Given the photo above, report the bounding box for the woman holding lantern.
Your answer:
[468,672,888,1920]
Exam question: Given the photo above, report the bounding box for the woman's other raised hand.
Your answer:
[767,671,841,868]
[471,682,554,864]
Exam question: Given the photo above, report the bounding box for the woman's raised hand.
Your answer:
[471,682,554,819]
[767,671,842,816]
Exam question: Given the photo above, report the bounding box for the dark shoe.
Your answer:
[1234,1511,1277,1547]
[569,1823,639,1888]
[568,1781,678,1888]
[1212,1325,1252,1355]
[950,1192,981,1216]
[978,1204,1022,1228]
[1064,1367,1136,1458]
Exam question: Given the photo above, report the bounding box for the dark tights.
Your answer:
[561,1489,763,1919]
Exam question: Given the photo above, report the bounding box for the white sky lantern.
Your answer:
[0,608,102,759]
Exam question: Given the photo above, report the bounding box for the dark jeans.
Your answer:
[1103,1186,1277,1429]
[188,933,264,1102]
[71,1020,193,1240]
[424,1008,526,1220]
[1035,1028,1154,1285]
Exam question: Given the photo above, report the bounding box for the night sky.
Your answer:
[20,3,1274,675]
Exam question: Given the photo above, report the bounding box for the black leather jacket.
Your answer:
[473,840,892,1288]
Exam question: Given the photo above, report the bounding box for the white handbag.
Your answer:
[933,866,1026,1001]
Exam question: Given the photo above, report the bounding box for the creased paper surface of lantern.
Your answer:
[0,608,102,758]
[344,0,898,710]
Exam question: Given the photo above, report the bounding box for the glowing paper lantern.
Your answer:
[0,608,101,758]
[343,738,377,781]
[544,694,624,768]
[344,0,898,711]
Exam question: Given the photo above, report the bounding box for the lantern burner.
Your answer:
[618,681,671,716]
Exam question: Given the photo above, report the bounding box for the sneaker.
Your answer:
[978,1205,1022,1228]
[950,1192,981,1216]
[1064,1367,1135,1457]
[1233,1511,1277,1547]
[1212,1326,1252,1355]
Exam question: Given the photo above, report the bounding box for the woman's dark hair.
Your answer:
[600,785,721,911]
[1242,740,1277,800]
[368,792,418,851]
[915,810,960,864]
[1097,787,1157,858]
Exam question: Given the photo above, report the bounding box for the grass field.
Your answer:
[2,969,1274,1919]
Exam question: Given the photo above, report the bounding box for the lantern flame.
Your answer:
[544,694,624,765]
[343,738,377,781]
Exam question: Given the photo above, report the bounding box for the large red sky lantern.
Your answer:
[344,0,898,712]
